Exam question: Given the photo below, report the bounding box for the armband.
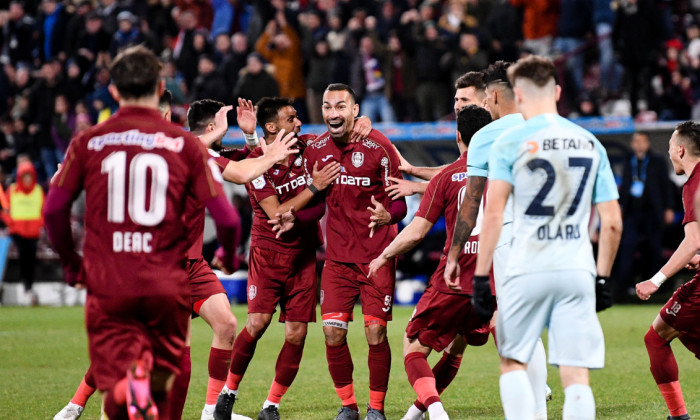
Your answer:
[650,271,667,287]
[307,184,319,195]
[244,131,259,147]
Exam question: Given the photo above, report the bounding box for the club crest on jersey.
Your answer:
[294,156,302,166]
[352,152,365,168]
[248,285,257,301]
[252,175,266,190]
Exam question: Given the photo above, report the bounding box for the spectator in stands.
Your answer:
[0,117,17,177]
[485,0,521,62]
[190,54,227,103]
[594,0,621,99]
[109,11,144,58]
[220,32,248,100]
[615,131,675,300]
[161,59,187,104]
[10,118,37,171]
[510,0,559,56]
[2,157,44,305]
[50,94,72,160]
[147,0,179,49]
[232,52,279,106]
[173,9,201,88]
[386,32,418,122]
[305,39,332,124]
[96,0,123,35]
[64,0,93,60]
[553,0,593,107]
[657,69,693,121]
[442,32,489,85]
[28,61,62,181]
[413,21,451,121]
[326,12,351,84]
[3,1,36,65]
[175,0,214,31]
[438,0,478,40]
[37,0,69,63]
[351,34,396,123]
[73,12,110,73]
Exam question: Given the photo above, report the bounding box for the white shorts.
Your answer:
[495,269,604,369]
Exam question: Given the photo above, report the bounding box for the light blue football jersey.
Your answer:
[489,113,619,277]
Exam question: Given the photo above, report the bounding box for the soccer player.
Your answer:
[368,105,493,420]
[472,55,621,420]
[444,61,551,420]
[302,83,406,420]
[43,45,241,420]
[213,97,341,420]
[636,121,700,420]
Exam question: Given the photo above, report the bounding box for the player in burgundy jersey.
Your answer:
[368,105,493,420]
[636,122,700,420]
[213,97,341,420]
[302,84,407,420]
[43,45,240,420]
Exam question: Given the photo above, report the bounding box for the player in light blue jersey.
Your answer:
[445,61,550,420]
[472,56,622,420]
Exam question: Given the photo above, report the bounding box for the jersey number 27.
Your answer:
[525,157,592,217]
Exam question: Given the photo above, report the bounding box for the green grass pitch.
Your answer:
[1,304,699,419]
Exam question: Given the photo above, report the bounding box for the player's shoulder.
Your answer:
[307,131,331,152]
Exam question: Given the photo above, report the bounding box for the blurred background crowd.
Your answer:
[0,0,696,302]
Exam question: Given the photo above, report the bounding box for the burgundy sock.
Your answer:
[209,347,232,381]
[645,327,678,384]
[414,352,462,411]
[404,352,440,409]
[368,340,391,410]
[275,340,305,387]
[326,342,357,411]
[169,346,190,420]
[226,327,259,389]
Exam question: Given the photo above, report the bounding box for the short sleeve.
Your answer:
[414,172,446,223]
[247,173,277,204]
[52,135,85,194]
[487,137,516,185]
[466,131,491,178]
[592,142,620,204]
[207,149,231,174]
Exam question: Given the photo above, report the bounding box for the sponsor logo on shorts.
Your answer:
[666,301,681,316]
[252,175,266,190]
[248,285,257,301]
[352,152,364,168]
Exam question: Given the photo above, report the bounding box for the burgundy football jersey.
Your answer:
[246,134,321,253]
[682,162,700,225]
[303,129,403,263]
[52,106,227,298]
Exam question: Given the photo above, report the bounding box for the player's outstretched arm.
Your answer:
[595,199,622,311]
[221,129,298,184]
[369,216,434,277]
[444,175,486,282]
[386,176,428,199]
[637,220,700,300]
[236,97,260,147]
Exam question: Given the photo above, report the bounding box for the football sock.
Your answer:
[500,370,535,420]
[404,404,426,420]
[266,340,304,404]
[103,379,128,420]
[427,401,448,420]
[658,382,688,417]
[207,347,232,404]
[405,352,441,409]
[169,346,191,420]
[527,338,548,419]
[413,352,461,412]
[562,384,595,420]
[368,340,391,411]
[70,374,97,407]
[326,342,357,411]
[644,327,688,416]
[226,328,259,391]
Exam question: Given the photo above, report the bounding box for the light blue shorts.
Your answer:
[495,269,604,369]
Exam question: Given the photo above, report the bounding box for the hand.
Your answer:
[595,276,613,312]
[665,209,675,225]
[386,176,419,199]
[212,246,235,275]
[261,129,299,163]
[636,279,659,301]
[368,255,389,278]
[64,265,84,288]
[686,254,700,270]
[444,257,460,289]
[393,145,414,175]
[367,195,390,238]
[311,161,341,190]
[211,255,232,275]
[265,19,278,35]
[236,98,257,135]
[350,115,372,142]
[200,105,233,147]
[50,163,63,184]
[471,275,494,322]
[268,207,296,237]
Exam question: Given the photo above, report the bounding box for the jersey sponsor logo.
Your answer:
[252,175,266,190]
[541,138,595,151]
[666,301,681,317]
[113,231,153,253]
[312,137,329,149]
[321,154,334,162]
[362,139,379,150]
[352,152,364,168]
[335,174,370,186]
[88,130,184,152]
[452,172,467,182]
[527,141,539,154]
[275,175,307,194]
[248,285,257,301]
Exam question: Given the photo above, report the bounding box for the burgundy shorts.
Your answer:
[188,257,226,316]
[660,276,700,333]
[320,259,396,324]
[85,293,189,391]
[247,247,317,323]
[405,286,492,352]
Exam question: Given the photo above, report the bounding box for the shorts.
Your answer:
[496,270,604,369]
[86,293,189,391]
[405,286,492,352]
[320,259,396,322]
[188,257,226,316]
[247,247,317,323]
[660,276,700,333]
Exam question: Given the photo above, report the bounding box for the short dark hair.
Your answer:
[256,97,294,136]
[484,61,512,89]
[507,55,556,87]
[159,89,172,109]
[187,99,225,134]
[325,83,357,104]
[457,105,492,146]
[109,45,162,100]
[675,121,700,156]
[454,71,485,91]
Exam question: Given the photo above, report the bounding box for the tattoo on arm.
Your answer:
[451,176,486,250]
